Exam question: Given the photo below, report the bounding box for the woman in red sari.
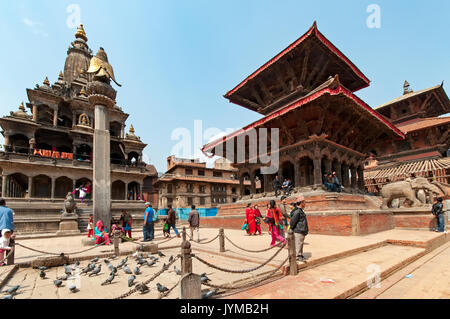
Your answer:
[253,204,262,235]
[266,200,286,246]
[245,203,256,235]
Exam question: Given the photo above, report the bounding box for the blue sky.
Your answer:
[1,0,450,172]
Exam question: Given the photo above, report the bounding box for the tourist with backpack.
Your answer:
[143,202,156,241]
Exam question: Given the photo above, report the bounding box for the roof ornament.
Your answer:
[403,80,413,95]
[126,124,141,141]
[75,24,88,42]
[86,47,122,87]
[43,77,50,86]
[10,102,31,119]
[79,87,88,97]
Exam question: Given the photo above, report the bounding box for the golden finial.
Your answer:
[75,24,88,42]
[43,77,50,86]
[19,102,25,111]
[79,87,87,97]
[58,71,64,80]
[129,124,135,134]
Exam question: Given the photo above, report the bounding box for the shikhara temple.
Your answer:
[202,22,405,196]
[0,25,158,233]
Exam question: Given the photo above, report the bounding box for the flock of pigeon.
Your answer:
[2,250,218,299]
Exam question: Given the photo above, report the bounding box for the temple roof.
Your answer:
[224,22,370,115]
[203,75,403,155]
[396,117,450,134]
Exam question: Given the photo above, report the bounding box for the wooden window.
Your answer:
[198,170,205,176]
[213,171,223,178]
[185,168,193,175]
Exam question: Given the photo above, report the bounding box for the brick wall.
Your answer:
[359,213,395,235]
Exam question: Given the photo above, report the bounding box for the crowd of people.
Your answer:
[87,209,135,245]
[272,176,294,198]
[242,196,309,261]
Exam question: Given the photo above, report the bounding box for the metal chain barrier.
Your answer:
[224,235,284,253]
[114,254,180,299]
[15,240,107,256]
[191,234,220,245]
[192,242,286,274]
[202,256,289,291]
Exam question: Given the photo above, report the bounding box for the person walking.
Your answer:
[143,202,155,242]
[289,195,309,261]
[253,204,262,235]
[166,205,180,238]
[279,197,290,236]
[432,197,446,233]
[266,200,287,247]
[245,203,256,236]
[120,209,133,239]
[273,176,282,198]
[0,198,14,237]
[188,205,200,242]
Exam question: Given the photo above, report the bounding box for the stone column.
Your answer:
[324,158,332,175]
[51,177,56,199]
[250,172,256,194]
[350,167,357,189]
[342,164,350,188]
[53,109,58,127]
[29,138,36,154]
[32,105,37,122]
[140,183,144,201]
[87,80,116,228]
[124,182,129,200]
[239,174,244,196]
[313,158,322,187]
[294,161,301,189]
[357,166,365,191]
[0,175,5,198]
[3,135,10,149]
[28,176,33,198]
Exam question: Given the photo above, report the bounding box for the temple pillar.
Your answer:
[239,174,244,196]
[342,164,350,188]
[250,172,256,194]
[294,161,301,189]
[324,158,332,175]
[125,182,129,200]
[0,175,5,198]
[28,176,33,198]
[313,158,322,187]
[51,177,55,199]
[72,111,77,127]
[32,105,37,122]
[53,109,58,127]
[29,138,36,153]
[140,183,144,201]
[87,80,115,228]
[3,135,10,148]
[350,167,357,189]
[357,166,365,191]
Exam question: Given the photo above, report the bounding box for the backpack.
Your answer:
[152,210,159,222]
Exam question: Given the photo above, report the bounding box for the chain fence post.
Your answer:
[113,230,120,256]
[181,240,192,275]
[219,228,225,252]
[287,230,298,276]
[6,238,15,265]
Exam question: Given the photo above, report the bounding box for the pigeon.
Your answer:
[123,265,132,275]
[101,273,115,285]
[174,266,182,276]
[57,274,69,281]
[169,256,174,263]
[117,258,127,269]
[136,283,149,294]
[201,274,211,283]
[104,259,110,265]
[156,283,169,293]
[39,270,46,279]
[162,263,169,271]
[128,275,136,287]
[3,285,20,295]
[147,253,154,259]
[111,254,117,259]
[2,295,13,299]
[69,285,78,293]
[89,265,101,277]
[63,264,73,275]
[75,260,80,266]
[111,266,118,274]
[91,257,99,263]
[137,259,148,266]
[38,266,48,271]
[132,251,139,258]
[147,260,156,267]
[157,251,165,257]
[53,280,63,288]
[202,289,218,299]
[133,266,141,275]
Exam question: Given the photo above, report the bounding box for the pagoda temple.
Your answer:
[364,81,450,194]
[0,25,158,233]
[202,22,404,198]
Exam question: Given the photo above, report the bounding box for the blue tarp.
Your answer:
[157,208,218,221]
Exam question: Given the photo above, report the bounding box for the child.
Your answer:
[87,214,94,238]
[78,185,87,203]
[0,229,12,266]
[163,221,170,238]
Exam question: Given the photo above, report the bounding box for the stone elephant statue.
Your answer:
[380,177,442,209]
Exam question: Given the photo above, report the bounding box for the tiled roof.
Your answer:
[397,117,450,134]
[375,84,442,110]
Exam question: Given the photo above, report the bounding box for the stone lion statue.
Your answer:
[63,192,77,215]
[380,177,444,209]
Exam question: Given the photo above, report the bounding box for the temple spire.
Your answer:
[75,24,88,42]
[43,77,50,86]
[403,80,413,95]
